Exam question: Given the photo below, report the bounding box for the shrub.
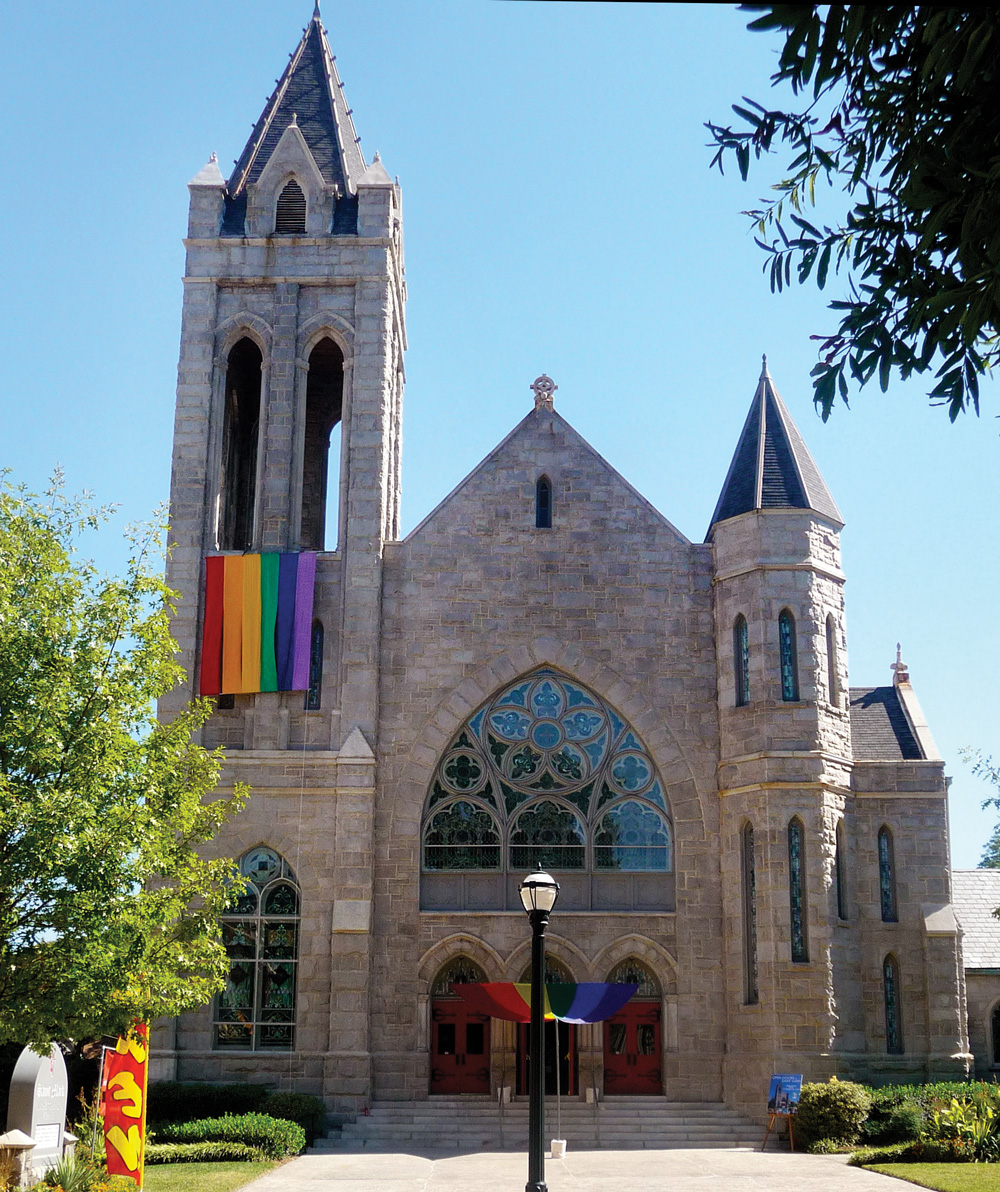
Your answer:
[145,1141,266,1165]
[43,1156,91,1192]
[850,1138,978,1165]
[860,1101,924,1144]
[794,1080,871,1147]
[804,1137,846,1154]
[155,1113,305,1159]
[259,1092,326,1144]
[146,1082,270,1123]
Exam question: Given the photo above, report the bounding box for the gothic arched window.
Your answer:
[883,953,903,1054]
[878,825,898,923]
[734,615,750,707]
[835,817,848,921]
[300,337,344,550]
[305,620,323,711]
[214,846,299,1051]
[788,817,808,962]
[275,179,306,234]
[535,475,552,528]
[219,337,262,551]
[432,956,486,997]
[741,821,758,1004]
[826,614,840,704]
[608,959,661,998]
[779,609,799,701]
[420,668,674,911]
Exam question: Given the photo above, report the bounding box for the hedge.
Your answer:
[259,1092,326,1144]
[145,1141,268,1165]
[147,1083,270,1123]
[154,1113,305,1159]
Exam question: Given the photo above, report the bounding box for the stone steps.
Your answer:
[312,1097,760,1152]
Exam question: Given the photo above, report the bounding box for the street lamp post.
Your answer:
[519,870,560,1192]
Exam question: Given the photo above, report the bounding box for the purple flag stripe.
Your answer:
[291,552,317,690]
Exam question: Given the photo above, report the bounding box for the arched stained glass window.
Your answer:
[779,609,799,701]
[878,826,898,923]
[510,801,585,870]
[536,475,552,528]
[788,817,808,962]
[214,846,299,1051]
[835,818,848,921]
[741,822,758,1004]
[734,615,750,707]
[432,956,486,997]
[990,1003,1000,1068]
[518,956,573,984]
[883,954,903,1054]
[275,179,306,234]
[421,668,674,909]
[423,802,501,871]
[826,614,840,705]
[594,801,671,871]
[608,959,661,998]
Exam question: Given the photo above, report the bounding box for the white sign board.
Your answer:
[6,1045,68,1171]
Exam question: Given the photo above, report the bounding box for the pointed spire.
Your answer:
[312,0,322,19]
[708,359,843,530]
[228,15,365,196]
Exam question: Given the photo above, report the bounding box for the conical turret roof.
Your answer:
[708,358,842,533]
[228,7,366,196]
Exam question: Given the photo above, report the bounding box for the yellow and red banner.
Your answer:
[102,1023,149,1188]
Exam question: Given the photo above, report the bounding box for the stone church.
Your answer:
[153,9,973,1122]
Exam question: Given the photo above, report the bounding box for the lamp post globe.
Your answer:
[519,870,559,1192]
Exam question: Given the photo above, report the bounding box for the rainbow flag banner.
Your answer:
[454,982,638,1024]
[200,553,317,696]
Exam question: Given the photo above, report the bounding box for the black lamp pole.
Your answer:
[520,871,559,1192]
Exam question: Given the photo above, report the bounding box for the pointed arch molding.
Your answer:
[296,311,356,365]
[417,933,505,987]
[214,313,274,363]
[393,640,705,844]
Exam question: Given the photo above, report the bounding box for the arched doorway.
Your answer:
[515,957,578,1096]
[603,960,662,1095]
[430,957,491,1095]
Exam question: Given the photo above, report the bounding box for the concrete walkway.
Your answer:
[243,1148,903,1191]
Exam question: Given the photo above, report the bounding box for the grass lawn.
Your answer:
[865,1164,1000,1191]
[144,1161,278,1192]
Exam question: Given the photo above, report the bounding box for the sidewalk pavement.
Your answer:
[243,1147,903,1191]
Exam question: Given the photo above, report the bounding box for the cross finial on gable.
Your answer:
[530,374,557,410]
[891,642,910,685]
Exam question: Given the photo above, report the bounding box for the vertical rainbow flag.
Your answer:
[199,553,317,695]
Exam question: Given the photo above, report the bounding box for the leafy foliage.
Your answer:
[707,6,1000,420]
[0,476,248,1046]
[794,1079,871,1146]
[963,751,1000,868]
[257,1093,327,1145]
[145,1143,267,1166]
[154,1114,305,1159]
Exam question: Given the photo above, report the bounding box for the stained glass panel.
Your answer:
[594,802,670,870]
[742,823,758,1004]
[878,827,898,923]
[608,960,660,997]
[423,801,501,870]
[510,801,585,870]
[779,611,799,701]
[788,818,808,962]
[883,955,903,1054]
[734,615,750,707]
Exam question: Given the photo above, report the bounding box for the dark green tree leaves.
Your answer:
[708,6,1000,420]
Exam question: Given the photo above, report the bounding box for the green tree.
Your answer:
[968,752,1000,868]
[0,476,247,1047]
[708,6,1000,421]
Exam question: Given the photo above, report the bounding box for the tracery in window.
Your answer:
[741,821,758,1004]
[536,475,552,528]
[275,179,306,234]
[826,614,840,704]
[608,959,661,998]
[883,953,903,1054]
[518,956,573,984]
[734,615,750,707]
[779,609,799,701]
[878,825,898,923]
[214,847,299,1051]
[788,817,808,962]
[420,669,674,910]
[432,956,486,997]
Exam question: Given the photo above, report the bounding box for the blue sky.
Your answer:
[2,1,997,864]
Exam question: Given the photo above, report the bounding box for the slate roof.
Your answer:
[849,686,923,760]
[228,10,366,196]
[708,360,843,532]
[953,870,1000,969]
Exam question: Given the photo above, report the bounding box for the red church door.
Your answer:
[430,1000,491,1094]
[603,1001,661,1095]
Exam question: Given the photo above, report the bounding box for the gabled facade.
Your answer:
[153,12,971,1121]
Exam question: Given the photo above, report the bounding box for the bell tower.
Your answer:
[164,3,406,748]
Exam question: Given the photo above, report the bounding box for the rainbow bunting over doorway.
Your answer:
[454,983,638,1024]
[199,553,317,696]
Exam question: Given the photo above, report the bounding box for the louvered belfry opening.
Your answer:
[301,338,344,550]
[275,179,307,234]
[219,338,262,551]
